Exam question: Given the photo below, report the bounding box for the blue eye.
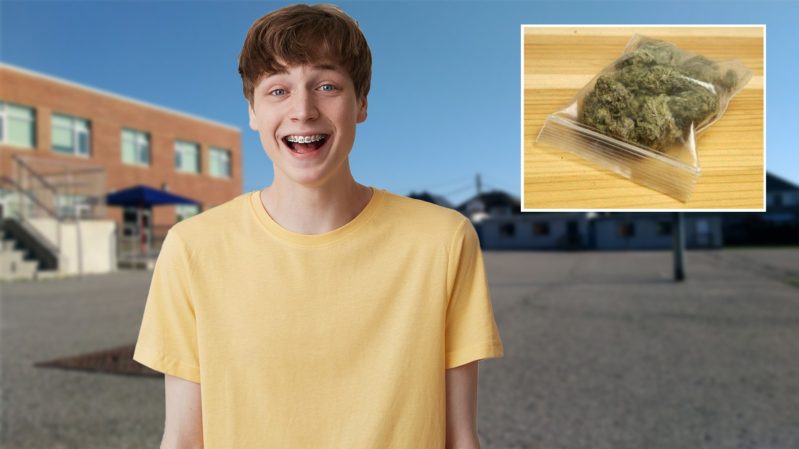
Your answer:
[319,84,337,92]
[270,88,286,96]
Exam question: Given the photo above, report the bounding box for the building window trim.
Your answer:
[121,128,151,167]
[175,140,200,174]
[0,101,36,149]
[52,112,91,157]
[209,147,232,178]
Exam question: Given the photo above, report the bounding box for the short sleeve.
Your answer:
[444,218,504,369]
[133,229,201,382]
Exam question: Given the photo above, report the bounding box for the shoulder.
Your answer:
[167,191,253,249]
[376,189,473,242]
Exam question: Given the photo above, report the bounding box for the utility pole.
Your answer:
[673,212,685,281]
[475,173,482,195]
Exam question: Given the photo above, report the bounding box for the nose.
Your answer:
[288,88,319,122]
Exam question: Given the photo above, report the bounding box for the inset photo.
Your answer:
[522,26,764,211]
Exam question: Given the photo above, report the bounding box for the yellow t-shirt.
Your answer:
[133,188,503,448]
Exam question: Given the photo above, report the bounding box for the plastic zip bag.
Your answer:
[536,35,752,202]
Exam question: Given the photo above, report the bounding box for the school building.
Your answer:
[452,191,724,251]
[0,63,242,279]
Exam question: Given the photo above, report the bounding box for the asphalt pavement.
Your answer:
[1,249,798,449]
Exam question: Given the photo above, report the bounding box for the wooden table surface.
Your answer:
[523,26,764,210]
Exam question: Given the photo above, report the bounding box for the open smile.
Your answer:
[282,134,330,156]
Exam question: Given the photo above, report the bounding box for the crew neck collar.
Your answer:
[249,187,383,247]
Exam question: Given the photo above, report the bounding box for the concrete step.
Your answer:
[0,250,37,281]
[1,239,17,251]
[0,248,24,265]
[34,270,62,280]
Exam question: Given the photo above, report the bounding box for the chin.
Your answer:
[283,169,334,188]
[282,157,352,188]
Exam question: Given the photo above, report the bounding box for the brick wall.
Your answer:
[0,65,243,230]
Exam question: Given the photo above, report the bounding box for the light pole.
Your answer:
[673,212,685,281]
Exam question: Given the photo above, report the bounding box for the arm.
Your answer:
[160,374,204,449]
[445,361,481,449]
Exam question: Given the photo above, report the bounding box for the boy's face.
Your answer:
[248,62,367,188]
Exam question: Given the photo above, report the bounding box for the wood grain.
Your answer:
[523,26,764,210]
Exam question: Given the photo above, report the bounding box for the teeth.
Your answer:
[286,134,325,144]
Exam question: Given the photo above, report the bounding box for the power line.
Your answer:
[440,184,475,198]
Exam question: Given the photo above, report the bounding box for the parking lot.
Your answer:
[2,248,798,449]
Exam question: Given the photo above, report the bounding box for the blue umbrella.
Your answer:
[106,185,198,257]
[106,185,198,207]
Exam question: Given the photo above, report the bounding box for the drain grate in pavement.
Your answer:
[35,344,161,377]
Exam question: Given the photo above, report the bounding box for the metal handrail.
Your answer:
[3,155,106,277]
[0,175,59,219]
[10,154,107,221]
[12,155,60,194]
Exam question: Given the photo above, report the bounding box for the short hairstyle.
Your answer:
[238,4,372,106]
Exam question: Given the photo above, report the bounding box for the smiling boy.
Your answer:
[133,4,503,449]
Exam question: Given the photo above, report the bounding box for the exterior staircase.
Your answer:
[1,155,111,281]
[1,168,64,281]
[0,219,62,282]
[1,229,40,281]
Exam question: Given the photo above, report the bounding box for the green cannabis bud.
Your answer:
[581,38,732,151]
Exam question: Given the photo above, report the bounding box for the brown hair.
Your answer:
[238,4,372,106]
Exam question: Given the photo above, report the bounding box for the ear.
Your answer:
[356,95,368,123]
[248,103,258,131]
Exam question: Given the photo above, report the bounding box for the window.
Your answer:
[617,222,635,237]
[121,129,150,166]
[499,222,515,237]
[175,140,200,173]
[532,222,550,236]
[52,113,90,156]
[55,193,92,218]
[657,222,672,236]
[209,147,231,178]
[0,101,36,148]
[176,204,200,222]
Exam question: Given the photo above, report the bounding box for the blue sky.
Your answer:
[1,0,795,205]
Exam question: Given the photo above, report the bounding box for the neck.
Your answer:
[260,169,373,235]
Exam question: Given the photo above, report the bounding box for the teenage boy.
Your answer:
[133,4,503,449]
